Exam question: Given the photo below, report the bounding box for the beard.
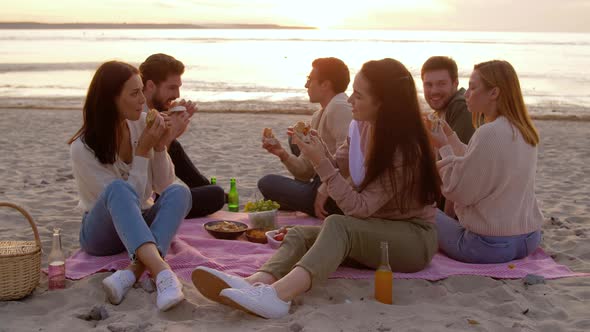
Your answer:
[150,92,173,112]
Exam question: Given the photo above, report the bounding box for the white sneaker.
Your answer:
[220,283,291,319]
[191,266,251,303]
[155,269,185,311]
[102,270,136,305]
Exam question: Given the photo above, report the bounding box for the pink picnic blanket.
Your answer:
[61,211,589,282]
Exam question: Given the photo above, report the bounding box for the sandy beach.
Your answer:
[0,109,588,332]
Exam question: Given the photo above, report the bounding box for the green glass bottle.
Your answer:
[228,178,239,212]
[210,176,217,185]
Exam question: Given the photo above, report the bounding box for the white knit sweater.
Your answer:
[438,116,544,236]
[70,112,175,213]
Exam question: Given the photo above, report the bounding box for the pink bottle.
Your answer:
[48,228,66,290]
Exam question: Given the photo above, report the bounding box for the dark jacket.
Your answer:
[440,88,475,144]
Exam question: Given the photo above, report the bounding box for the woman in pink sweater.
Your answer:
[192,58,441,318]
[431,60,544,264]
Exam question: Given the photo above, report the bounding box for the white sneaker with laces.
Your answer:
[220,283,291,319]
[155,269,185,311]
[191,266,251,303]
[102,269,136,305]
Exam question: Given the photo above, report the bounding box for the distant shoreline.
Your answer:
[0,22,315,30]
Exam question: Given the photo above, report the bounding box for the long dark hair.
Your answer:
[359,58,441,212]
[68,61,139,164]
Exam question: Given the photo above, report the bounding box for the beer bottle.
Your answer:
[228,178,239,212]
[374,241,393,304]
[48,228,66,290]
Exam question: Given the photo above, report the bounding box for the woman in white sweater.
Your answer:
[69,61,192,311]
[431,60,544,264]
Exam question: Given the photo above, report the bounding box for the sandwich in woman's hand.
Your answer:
[262,127,278,146]
[146,109,158,128]
[425,112,442,132]
[293,121,311,143]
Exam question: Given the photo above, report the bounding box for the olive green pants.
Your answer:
[259,214,438,283]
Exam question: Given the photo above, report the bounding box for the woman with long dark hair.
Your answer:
[191,58,441,318]
[69,61,191,311]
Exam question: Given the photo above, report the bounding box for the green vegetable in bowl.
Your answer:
[244,199,280,212]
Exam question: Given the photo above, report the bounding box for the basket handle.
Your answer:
[0,202,41,248]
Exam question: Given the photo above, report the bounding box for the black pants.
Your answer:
[167,140,225,218]
[258,137,342,217]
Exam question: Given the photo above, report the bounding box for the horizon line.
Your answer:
[0,21,588,33]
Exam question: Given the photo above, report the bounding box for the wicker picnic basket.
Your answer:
[0,202,41,301]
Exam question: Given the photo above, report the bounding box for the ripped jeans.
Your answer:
[436,210,542,264]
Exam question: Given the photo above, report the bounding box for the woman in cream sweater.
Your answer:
[69,61,191,311]
[431,60,544,264]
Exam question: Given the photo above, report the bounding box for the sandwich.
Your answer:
[146,108,158,128]
[169,105,187,113]
[262,127,278,146]
[293,121,311,143]
[426,112,442,132]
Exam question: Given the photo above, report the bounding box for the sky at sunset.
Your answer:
[1,0,589,32]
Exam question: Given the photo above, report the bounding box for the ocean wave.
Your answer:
[0,62,106,73]
[0,96,588,120]
[1,35,589,47]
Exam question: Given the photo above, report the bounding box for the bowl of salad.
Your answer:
[244,199,280,230]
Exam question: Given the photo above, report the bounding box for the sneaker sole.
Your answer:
[218,295,267,319]
[191,268,232,304]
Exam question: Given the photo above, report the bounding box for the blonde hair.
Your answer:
[472,60,539,146]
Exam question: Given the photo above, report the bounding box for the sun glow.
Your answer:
[274,0,447,29]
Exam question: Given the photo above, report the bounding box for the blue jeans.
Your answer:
[436,210,542,264]
[79,180,192,260]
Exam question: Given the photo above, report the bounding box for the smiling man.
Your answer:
[421,56,474,144]
[140,53,225,218]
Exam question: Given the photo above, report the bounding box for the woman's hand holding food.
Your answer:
[292,130,328,166]
[429,118,454,149]
[137,110,167,157]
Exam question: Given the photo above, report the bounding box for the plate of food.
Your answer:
[204,220,248,240]
[265,226,294,249]
[245,228,268,244]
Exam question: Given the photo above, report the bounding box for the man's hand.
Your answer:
[261,129,289,161]
[314,190,329,220]
[154,112,190,151]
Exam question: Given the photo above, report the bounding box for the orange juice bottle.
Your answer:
[374,241,393,304]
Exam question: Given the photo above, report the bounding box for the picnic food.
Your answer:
[169,105,187,113]
[146,108,158,128]
[273,226,292,241]
[244,199,280,212]
[293,121,311,143]
[425,112,442,132]
[245,228,268,244]
[262,128,279,146]
[205,220,246,232]
[263,128,274,139]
